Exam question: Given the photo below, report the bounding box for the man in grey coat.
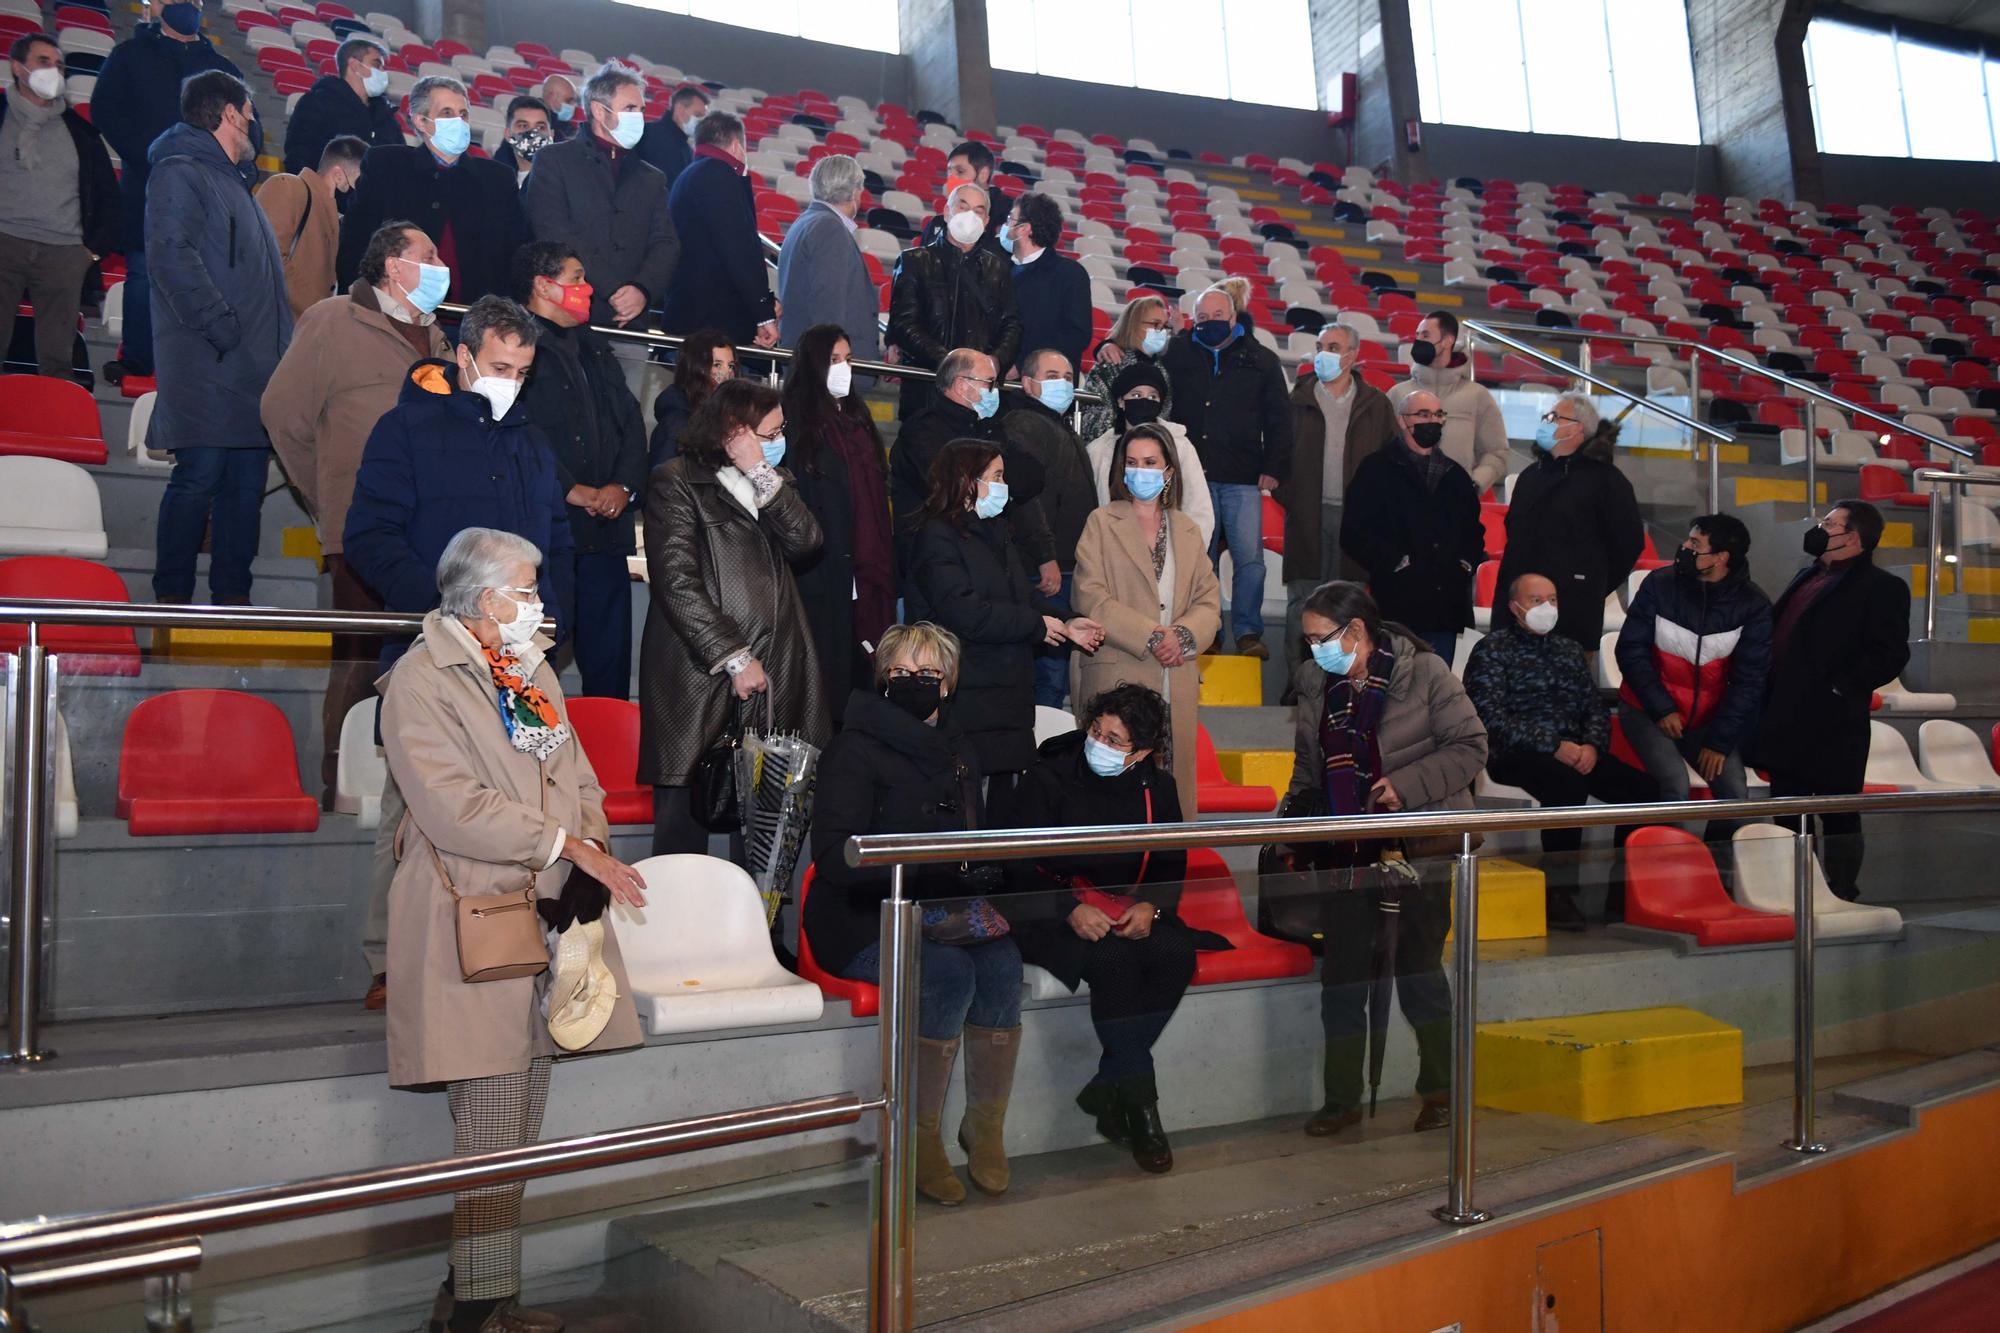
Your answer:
[776,154,881,362]
[523,62,678,330]
[147,70,291,604]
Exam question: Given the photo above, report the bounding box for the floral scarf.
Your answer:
[482,646,571,761]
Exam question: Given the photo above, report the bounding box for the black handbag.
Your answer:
[693,694,763,832]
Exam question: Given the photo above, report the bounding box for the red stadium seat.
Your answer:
[1479,503,1507,560]
[564,697,652,826]
[1624,826,1792,946]
[0,556,140,674]
[1178,849,1314,984]
[1261,493,1283,554]
[1475,558,1500,609]
[1196,724,1277,814]
[118,690,321,835]
[1859,464,1926,508]
[0,376,107,464]
[796,864,880,1017]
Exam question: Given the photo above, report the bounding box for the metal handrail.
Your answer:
[0,599,430,634]
[1917,467,2000,639]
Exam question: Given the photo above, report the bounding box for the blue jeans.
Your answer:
[154,447,269,603]
[1416,629,1458,661]
[122,245,153,374]
[1032,570,1073,708]
[1207,481,1265,641]
[844,936,1023,1040]
[1616,703,1748,845]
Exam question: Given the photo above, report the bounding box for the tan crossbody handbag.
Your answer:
[398,763,551,983]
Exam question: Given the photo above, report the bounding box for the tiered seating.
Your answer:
[1623,826,1793,946]
[117,690,320,835]
[619,855,824,1034]
[0,458,107,558]
[0,556,139,674]
[1916,720,2000,787]
[565,696,652,826]
[1177,849,1312,985]
[796,864,879,1017]
[0,376,107,465]
[1865,721,1958,791]
[1729,824,1902,939]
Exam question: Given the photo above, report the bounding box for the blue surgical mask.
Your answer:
[1083,735,1130,777]
[1037,379,1074,414]
[1141,327,1169,356]
[1313,350,1345,382]
[1123,466,1166,501]
[1311,634,1355,675]
[1533,419,1560,452]
[403,260,450,314]
[974,479,1009,519]
[974,386,999,419]
[999,224,1016,255]
[428,115,471,158]
[1194,319,1233,348]
[761,434,786,467]
[559,101,578,122]
[609,108,644,149]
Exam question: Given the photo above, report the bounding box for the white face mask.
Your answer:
[493,594,543,650]
[1521,601,1559,635]
[26,67,65,101]
[467,354,520,420]
[826,361,852,399]
[946,210,985,246]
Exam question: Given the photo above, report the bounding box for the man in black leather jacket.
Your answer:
[887,182,1021,420]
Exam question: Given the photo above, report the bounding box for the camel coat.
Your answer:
[1071,501,1222,802]
[381,610,642,1088]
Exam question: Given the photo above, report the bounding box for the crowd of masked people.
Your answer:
[1,21,1917,1327]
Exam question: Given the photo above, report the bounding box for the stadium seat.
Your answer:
[0,556,139,674]
[1479,504,1507,559]
[1596,631,1622,690]
[1178,848,1313,984]
[1623,825,1793,946]
[617,855,825,1035]
[0,696,81,839]
[1866,720,1956,790]
[796,864,880,1017]
[1261,492,1284,554]
[564,696,652,825]
[1858,463,1927,508]
[1729,824,1902,938]
[0,457,106,558]
[1874,677,1956,712]
[1916,719,2000,787]
[126,390,170,471]
[117,690,320,835]
[1033,704,1077,746]
[1472,558,1500,629]
[0,375,107,465]
[332,697,385,827]
[1196,722,1277,813]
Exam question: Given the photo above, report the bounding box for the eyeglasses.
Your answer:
[1303,620,1356,648]
[1405,410,1448,423]
[964,376,997,388]
[886,667,945,682]
[751,422,786,442]
[1086,724,1132,750]
[493,585,540,600]
[1540,412,1578,425]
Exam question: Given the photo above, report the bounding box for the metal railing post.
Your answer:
[1927,483,1944,641]
[4,623,54,1065]
[1576,338,1592,386]
[1432,833,1489,1226]
[869,866,919,1333]
[1804,397,1818,519]
[1951,458,1967,584]
[1785,827,1828,1155]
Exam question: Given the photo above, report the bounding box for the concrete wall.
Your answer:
[1820,156,2000,215]
[1417,124,1721,199]
[987,71,1339,165]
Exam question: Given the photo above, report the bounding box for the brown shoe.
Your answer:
[1304,1106,1361,1137]
[1413,1096,1450,1133]
[1235,633,1269,660]
[363,974,387,1010]
[473,1299,563,1332]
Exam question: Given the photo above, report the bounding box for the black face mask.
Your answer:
[1120,399,1163,427]
[1410,339,1438,367]
[1802,527,1830,558]
[884,676,943,721]
[1674,547,1706,581]
[1410,422,1444,450]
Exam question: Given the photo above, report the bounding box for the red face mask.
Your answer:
[554,280,593,321]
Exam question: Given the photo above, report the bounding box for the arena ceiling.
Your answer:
[1834,0,2000,40]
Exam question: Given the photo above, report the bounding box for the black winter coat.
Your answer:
[516,316,648,555]
[1340,443,1485,633]
[1161,325,1292,485]
[648,382,698,469]
[1747,556,1911,785]
[887,395,1047,575]
[805,688,984,975]
[918,182,1011,256]
[280,75,402,176]
[903,514,1063,776]
[90,24,249,251]
[634,116,694,188]
[636,459,828,786]
[992,394,1096,573]
[1493,434,1644,647]
[886,237,1021,417]
[524,132,681,326]
[660,153,773,342]
[1010,248,1093,372]
[0,99,120,258]
[787,421,864,722]
[335,145,528,303]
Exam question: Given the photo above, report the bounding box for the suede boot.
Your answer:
[915,1036,965,1205]
[956,1024,1021,1195]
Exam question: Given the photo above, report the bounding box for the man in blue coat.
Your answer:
[343,295,575,677]
[146,71,291,605]
[90,2,254,380]
[634,82,706,189]
[776,153,880,361]
[1003,192,1091,375]
[660,110,777,346]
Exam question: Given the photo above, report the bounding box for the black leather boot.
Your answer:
[1076,1078,1129,1145]
[1120,1076,1173,1174]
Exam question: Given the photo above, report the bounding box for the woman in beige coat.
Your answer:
[1071,423,1223,802]
[382,527,648,1333]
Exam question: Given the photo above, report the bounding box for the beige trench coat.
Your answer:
[381,611,642,1088]
[1070,501,1223,802]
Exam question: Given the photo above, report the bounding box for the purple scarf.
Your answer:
[1320,646,1395,858]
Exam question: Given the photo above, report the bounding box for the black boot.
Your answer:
[1546,890,1587,933]
[1076,1078,1129,1145]
[1120,1075,1173,1173]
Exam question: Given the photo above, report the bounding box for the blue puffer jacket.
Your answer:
[1614,561,1771,753]
[343,360,576,671]
[142,122,291,452]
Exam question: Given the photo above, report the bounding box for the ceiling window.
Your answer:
[1806,18,2000,162]
[987,0,1318,111]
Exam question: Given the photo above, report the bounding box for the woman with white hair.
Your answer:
[382,526,647,1333]
[776,152,882,359]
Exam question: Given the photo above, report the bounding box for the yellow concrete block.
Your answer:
[1909,563,1999,597]
[1475,1006,1742,1123]
[1218,748,1292,793]
[1881,521,1914,550]
[255,154,281,174]
[1197,654,1262,707]
[1446,858,1547,942]
[1970,618,2000,644]
[1414,291,1466,309]
[1733,476,1827,507]
[154,628,331,665]
[866,397,895,424]
[1207,171,1252,184]
[281,526,323,561]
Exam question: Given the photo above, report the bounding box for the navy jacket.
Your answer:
[280,75,403,176]
[1161,323,1292,485]
[91,23,248,251]
[1615,561,1773,754]
[516,315,647,556]
[0,98,120,257]
[142,123,292,452]
[335,144,529,304]
[634,116,694,188]
[343,360,576,670]
[1009,249,1092,372]
[661,152,773,342]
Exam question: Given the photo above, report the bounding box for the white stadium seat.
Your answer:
[1033,705,1077,746]
[1730,825,1902,939]
[1916,720,2000,788]
[0,458,107,559]
[1866,721,1955,791]
[333,698,386,827]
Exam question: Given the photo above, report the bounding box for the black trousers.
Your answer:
[1078,923,1198,1084]
[651,783,744,864]
[1485,750,1657,904]
[1318,868,1452,1114]
[1767,770,1864,899]
[569,548,633,701]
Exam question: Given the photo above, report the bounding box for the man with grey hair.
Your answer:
[337,74,528,302]
[775,153,881,359]
[888,347,1050,574]
[888,180,1021,419]
[525,62,679,328]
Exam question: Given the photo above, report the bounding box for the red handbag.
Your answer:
[1060,789,1152,919]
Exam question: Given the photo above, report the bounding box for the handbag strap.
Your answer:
[421,760,549,902]
[1136,785,1152,887]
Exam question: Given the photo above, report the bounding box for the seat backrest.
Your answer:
[1731,822,1825,913]
[1866,720,1924,784]
[565,696,642,792]
[617,854,777,981]
[119,689,306,804]
[1033,705,1077,746]
[335,696,384,805]
[1195,722,1227,782]
[0,457,103,536]
[128,391,156,456]
[0,554,126,602]
[0,376,100,441]
[1475,559,1500,607]
[1918,719,1998,785]
[1624,825,1727,912]
[1596,632,1622,690]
